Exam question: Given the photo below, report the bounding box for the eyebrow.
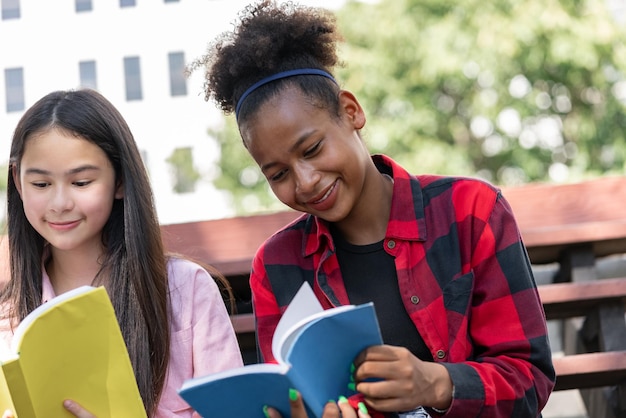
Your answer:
[260,130,316,173]
[23,165,101,176]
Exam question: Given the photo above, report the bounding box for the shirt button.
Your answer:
[387,240,396,249]
[410,295,420,304]
[436,350,446,359]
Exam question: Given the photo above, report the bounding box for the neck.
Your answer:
[334,168,394,245]
[47,245,105,295]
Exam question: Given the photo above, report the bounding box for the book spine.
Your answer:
[3,359,36,418]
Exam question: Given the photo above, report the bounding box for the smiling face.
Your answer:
[13,128,123,254]
[241,87,374,224]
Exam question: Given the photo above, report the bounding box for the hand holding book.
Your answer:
[0,286,146,418]
[264,389,372,418]
[178,282,383,418]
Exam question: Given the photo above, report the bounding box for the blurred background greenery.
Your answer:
[213,0,626,215]
[2,0,625,222]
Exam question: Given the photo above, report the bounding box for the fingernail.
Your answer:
[338,395,348,404]
[289,388,299,401]
[263,405,270,418]
[347,382,356,391]
[358,402,368,414]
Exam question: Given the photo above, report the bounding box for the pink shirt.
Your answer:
[0,257,244,417]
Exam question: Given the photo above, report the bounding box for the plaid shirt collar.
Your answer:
[302,154,427,258]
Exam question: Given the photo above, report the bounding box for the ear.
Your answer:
[11,164,22,197]
[114,180,124,199]
[338,90,366,130]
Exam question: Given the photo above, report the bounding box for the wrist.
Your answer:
[431,363,453,410]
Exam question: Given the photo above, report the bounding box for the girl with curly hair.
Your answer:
[194,1,555,417]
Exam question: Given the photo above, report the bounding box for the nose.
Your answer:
[49,185,74,213]
[294,163,321,195]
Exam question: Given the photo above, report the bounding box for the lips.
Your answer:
[305,180,339,213]
[48,220,81,231]
[312,181,336,204]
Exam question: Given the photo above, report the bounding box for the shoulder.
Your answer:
[166,257,219,295]
[256,212,310,256]
[417,174,501,201]
[166,256,208,275]
[414,175,505,225]
[418,174,498,193]
[166,257,228,330]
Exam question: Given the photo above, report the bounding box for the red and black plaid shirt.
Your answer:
[251,154,555,417]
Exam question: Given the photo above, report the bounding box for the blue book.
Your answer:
[178,282,383,418]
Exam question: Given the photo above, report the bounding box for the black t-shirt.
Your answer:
[331,229,433,362]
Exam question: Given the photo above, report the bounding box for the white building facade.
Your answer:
[0,0,264,225]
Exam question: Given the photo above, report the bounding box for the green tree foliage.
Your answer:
[166,147,202,194]
[0,164,6,193]
[336,0,626,184]
[212,0,626,214]
[210,123,285,214]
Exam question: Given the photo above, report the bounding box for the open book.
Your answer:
[0,286,146,418]
[178,282,383,418]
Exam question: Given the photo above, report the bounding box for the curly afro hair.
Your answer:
[191,0,344,123]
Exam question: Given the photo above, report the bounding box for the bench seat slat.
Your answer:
[552,351,626,391]
[538,277,626,321]
[231,313,255,334]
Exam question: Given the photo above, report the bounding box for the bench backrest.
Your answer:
[160,175,626,271]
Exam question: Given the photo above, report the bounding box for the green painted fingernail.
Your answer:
[347,382,356,391]
[289,388,299,401]
[358,402,368,414]
[338,396,348,404]
[263,405,270,418]
[350,362,356,373]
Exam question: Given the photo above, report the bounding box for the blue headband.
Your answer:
[235,68,338,120]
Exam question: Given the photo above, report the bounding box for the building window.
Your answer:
[79,60,97,90]
[2,0,20,20]
[120,0,135,7]
[168,52,187,97]
[75,0,92,12]
[5,67,25,112]
[124,56,143,101]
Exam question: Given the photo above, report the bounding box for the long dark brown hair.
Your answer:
[2,89,169,415]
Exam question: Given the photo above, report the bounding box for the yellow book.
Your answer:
[0,286,147,418]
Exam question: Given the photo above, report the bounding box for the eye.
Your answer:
[269,169,288,182]
[303,141,321,157]
[73,180,93,187]
[30,181,49,189]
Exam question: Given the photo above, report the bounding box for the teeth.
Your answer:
[314,183,334,204]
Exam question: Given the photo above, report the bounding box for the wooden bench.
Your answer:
[502,177,626,414]
[538,277,626,391]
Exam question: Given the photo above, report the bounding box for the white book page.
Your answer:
[275,305,354,364]
[271,282,323,362]
[271,283,354,364]
[180,362,290,391]
[0,337,15,362]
